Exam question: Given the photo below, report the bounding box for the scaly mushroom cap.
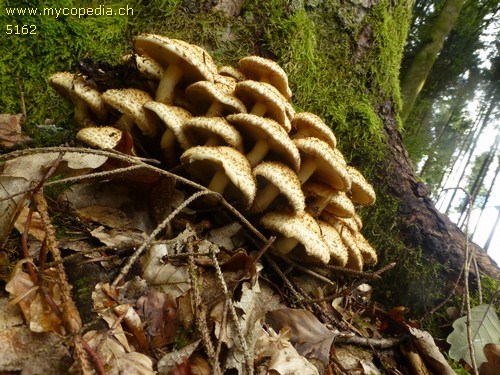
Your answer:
[76,126,122,150]
[122,54,164,80]
[352,212,363,230]
[180,146,256,208]
[321,210,362,233]
[347,166,376,205]
[186,81,246,117]
[102,88,159,137]
[302,181,355,218]
[234,80,291,132]
[227,113,300,170]
[133,34,217,104]
[320,212,364,270]
[218,65,247,82]
[260,211,330,264]
[48,72,108,126]
[143,101,192,165]
[249,161,305,215]
[355,232,378,265]
[183,117,244,152]
[238,56,292,100]
[291,112,337,148]
[294,137,351,191]
[317,220,349,266]
[213,74,238,88]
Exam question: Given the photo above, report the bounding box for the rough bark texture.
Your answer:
[378,100,500,281]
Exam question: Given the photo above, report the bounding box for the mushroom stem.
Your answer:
[160,129,179,166]
[250,101,268,117]
[205,101,225,117]
[249,183,281,214]
[204,136,221,146]
[273,236,299,255]
[246,139,270,167]
[207,170,230,194]
[114,114,136,131]
[296,158,318,184]
[156,63,184,104]
[73,100,92,127]
[308,196,329,215]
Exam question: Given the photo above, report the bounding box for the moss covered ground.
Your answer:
[2,0,467,322]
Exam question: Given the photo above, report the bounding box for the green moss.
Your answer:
[1,0,131,142]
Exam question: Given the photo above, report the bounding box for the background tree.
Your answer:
[400,0,466,123]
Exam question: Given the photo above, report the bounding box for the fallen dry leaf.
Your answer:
[410,326,455,375]
[0,151,108,242]
[77,205,132,228]
[5,261,64,334]
[83,330,155,375]
[207,222,244,250]
[223,280,282,372]
[157,339,201,375]
[0,326,72,374]
[166,357,193,375]
[335,345,380,374]
[13,206,46,241]
[0,296,71,374]
[114,303,149,353]
[255,327,319,375]
[137,288,179,349]
[0,297,24,329]
[266,307,339,364]
[0,113,31,149]
[90,226,149,248]
[480,343,500,375]
[63,180,155,233]
[92,283,134,352]
[141,243,191,298]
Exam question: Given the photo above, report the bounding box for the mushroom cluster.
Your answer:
[49,34,378,270]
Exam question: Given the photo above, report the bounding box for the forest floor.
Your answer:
[0,142,485,374]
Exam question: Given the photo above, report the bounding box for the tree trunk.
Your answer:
[471,156,500,238]
[400,0,466,122]
[443,95,496,214]
[457,137,498,228]
[378,100,499,281]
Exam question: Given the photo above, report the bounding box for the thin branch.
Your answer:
[335,333,406,349]
[462,190,479,375]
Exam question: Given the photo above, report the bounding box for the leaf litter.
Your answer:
[0,147,457,374]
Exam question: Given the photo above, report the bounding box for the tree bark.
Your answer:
[378,100,499,281]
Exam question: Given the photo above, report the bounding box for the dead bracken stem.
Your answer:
[282,256,337,286]
[293,282,341,325]
[251,235,276,267]
[213,298,230,375]
[32,189,95,373]
[263,253,308,311]
[186,235,217,369]
[210,245,253,375]
[303,262,397,305]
